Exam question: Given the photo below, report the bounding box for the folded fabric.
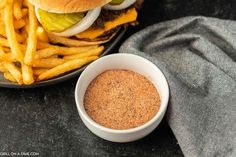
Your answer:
[119,16,236,157]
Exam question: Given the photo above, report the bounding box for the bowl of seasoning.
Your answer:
[75,53,169,142]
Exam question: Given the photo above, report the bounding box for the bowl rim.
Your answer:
[75,53,169,134]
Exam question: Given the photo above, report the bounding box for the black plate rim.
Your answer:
[0,28,126,89]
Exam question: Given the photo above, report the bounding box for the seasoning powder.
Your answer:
[84,70,160,130]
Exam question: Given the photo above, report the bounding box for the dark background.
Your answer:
[1,0,235,156]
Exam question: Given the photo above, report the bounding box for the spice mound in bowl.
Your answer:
[75,53,169,142]
[84,69,161,130]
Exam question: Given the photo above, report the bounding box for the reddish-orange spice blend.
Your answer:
[84,70,160,130]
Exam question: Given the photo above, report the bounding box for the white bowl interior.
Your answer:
[76,53,169,133]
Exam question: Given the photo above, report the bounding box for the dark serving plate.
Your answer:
[0,28,126,89]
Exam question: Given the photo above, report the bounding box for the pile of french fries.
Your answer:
[0,0,106,85]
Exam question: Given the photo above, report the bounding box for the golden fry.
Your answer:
[20,26,28,41]
[0,0,107,85]
[3,0,24,63]
[37,56,98,81]
[3,63,23,84]
[32,58,65,68]
[36,26,49,42]
[0,53,17,62]
[22,0,27,7]
[4,72,17,83]
[0,46,5,54]
[33,68,48,76]
[0,37,26,56]
[48,33,111,47]
[0,46,23,84]
[24,1,37,65]
[15,32,24,43]
[50,55,58,58]
[63,46,104,60]
[22,64,34,84]
[34,47,61,59]
[56,45,99,55]
[34,45,99,59]
[19,0,23,8]
[37,42,51,49]
[19,0,36,83]
[0,63,7,72]
[13,0,23,20]
[21,8,28,17]
[20,18,29,35]
[14,18,26,29]
[2,47,10,52]
[0,36,10,47]
[0,0,7,9]
[0,25,24,43]
[0,27,6,37]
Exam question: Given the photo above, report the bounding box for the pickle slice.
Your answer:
[37,9,85,33]
[109,0,125,5]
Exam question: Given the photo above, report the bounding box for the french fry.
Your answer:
[24,18,29,33]
[24,0,37,65]
[34,45,99,59]
[50,55,58,58]
[20,26,28,41]
[63,46,104,60]
[0,25,24,43]
[2,48,8,52]
[56,45,99,55]
[4,72,17,83]
[0,27,6,37]
[0,63,7,72]
[0,53,17,62]
[14,18,26,29]
[36,26,49,42]
[0,42,26,51]
[33,68,48,76]
[34,48,62,59]
[3,63,23,84]
[0,36,9,47]
[0,46,4,54]
[0,0,7,9]
[13,0,23,20]
[21,8,28,17]
[37,42,51,49]
[19,0,23,8]
[3,0,24,63]
[0,40,26,59]
[0,45,23,84]
[22,64,34,84]
[32,58,65,68]
[22,0,28,7]
[48,33,111,47]
[15,32,24,43]
[15,1,36,83]
[37,56,98,81]
[0,0,107,85]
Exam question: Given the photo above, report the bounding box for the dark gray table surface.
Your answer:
[1,0,235,156]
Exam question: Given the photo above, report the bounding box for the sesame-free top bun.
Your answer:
[29,0,112,13]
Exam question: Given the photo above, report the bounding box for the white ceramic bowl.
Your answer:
[75,53,169,143]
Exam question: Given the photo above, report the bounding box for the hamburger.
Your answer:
[29,0,143,41]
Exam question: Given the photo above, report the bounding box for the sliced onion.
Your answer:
[36,7,101,37]
[103,0,136,10]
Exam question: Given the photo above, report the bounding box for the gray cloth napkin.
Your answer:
[119,16,236,157]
